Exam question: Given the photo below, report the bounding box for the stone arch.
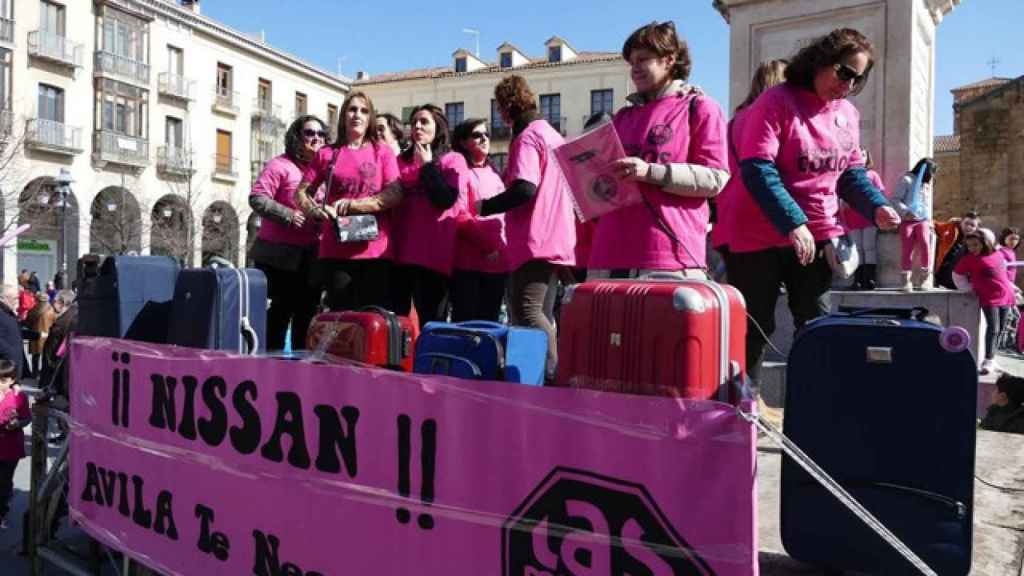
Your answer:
[89,186,142,256]
[150,194,194,266]
[202,201,240,266]
[244,211,261,268]
[17,176,81,284]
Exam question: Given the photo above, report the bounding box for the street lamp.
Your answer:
[54,168,73,278]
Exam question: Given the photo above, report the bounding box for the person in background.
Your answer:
[479,75,577,380]
[45,281,55,304]
[40,290,75,396]
[999,227,1020,284]
[890,158,938,290]
[590,21,730,280]
[935,211,981,290]
[729,28,900,383]
[0,286,23,379]
[26,272,40,294]
[376,113,405,156]
[954,228,1015,375]
[0,359,30,530]
[16,274,34,324]
[249,115,327,351]
[841,149,884,290]
[449,118,509,322]
[980,373,1024,434]
[295,91,401,311]
[26,293,55,377]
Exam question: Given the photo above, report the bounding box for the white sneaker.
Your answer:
[980,358,1000,375]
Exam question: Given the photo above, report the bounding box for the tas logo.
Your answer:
[646,124,674,147]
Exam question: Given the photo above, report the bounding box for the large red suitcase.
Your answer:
[555,278,746,399]
[306,307,417,371]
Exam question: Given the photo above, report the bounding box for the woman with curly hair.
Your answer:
[248,114,327,350]
[478,75,577,380]
[729,28,901,381]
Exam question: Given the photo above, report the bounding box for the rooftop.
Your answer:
[354,51,621,86]
[934,134,961,153]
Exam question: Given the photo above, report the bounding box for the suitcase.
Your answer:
[306,307,416,371]
[77,255,180,342]
[167,268,268,354]
[554,278,745,399]
[782,308,976,575]
[413,321,547,385]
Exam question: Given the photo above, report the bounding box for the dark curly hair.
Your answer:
[284,115,327,162]
[494,75,537,122]
[785,28,874,97]
[622,21,692,82]
[910,157,939,184]
[1000,227,1020,247]
[451,118,491,164]
[399,104,450,163]
[336,91,379,146]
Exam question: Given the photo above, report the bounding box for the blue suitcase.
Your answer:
[782,307,976,575]
[77,255,180,342]
[413,321,547,385]
[167,268,268,354]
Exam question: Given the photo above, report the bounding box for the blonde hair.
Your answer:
[738,59,788,112]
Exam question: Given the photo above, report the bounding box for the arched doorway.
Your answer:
[17,176,80,285]
[202,202,240,266]
[150,194,193,266]
[89,186,142,256]
[244,211,261,268]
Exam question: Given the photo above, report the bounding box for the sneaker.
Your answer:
[980,358,1000,375]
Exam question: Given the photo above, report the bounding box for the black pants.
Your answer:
[257,255,321,351]
[982,305,1009,360]
[320,259,392,312]
[508,260,560,379]
[0,460,17,520]
[726,245,833,381]
[389,264,450,327]
[450,269,507,323]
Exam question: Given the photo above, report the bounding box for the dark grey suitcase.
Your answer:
[167,268,267,354]
[77,255,180,342]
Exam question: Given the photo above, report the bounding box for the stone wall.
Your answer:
[933,149,962,221]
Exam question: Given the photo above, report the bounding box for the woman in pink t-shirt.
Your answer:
[449,118,510,322]
[589,21,730,279]
[954,229,1018,374]
[729,28,901,382]
[390,104,466,326]
[998,227,1020,285]
[248,115,326,350]
[295,91,401,311]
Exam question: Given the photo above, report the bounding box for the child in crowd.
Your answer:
[954,228,1017,375]
[0,359,29,530]
[891,158,938,291]
[980,373,1024,435]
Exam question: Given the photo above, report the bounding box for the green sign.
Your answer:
[17,239,55,253]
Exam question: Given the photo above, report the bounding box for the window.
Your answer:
[38,84,64,123]
[539,94,561,130]
[257,78,272,112]
[491,99,506,132]
[216,130,232,171]
[295,92,307,116]
[100,10,146,62]
[445,102,464,127]
[41,1,66,36]
[401,106,416,124]
[548,45,561,63]
[167,46,183,76]
[0,50,11,111]
[327,103,338,140]
[216,63,232,96]
[590,89,614,117]
[454,57,467,73]
[500,52,513,69]
[165,117,183,149]
[95,79,148,138]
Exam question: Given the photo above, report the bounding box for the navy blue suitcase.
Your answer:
[413,321,547,385]
[77,255,180,342]
[782,308,976,575]
[167,268,268,354]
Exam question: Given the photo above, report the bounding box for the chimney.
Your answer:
[181,0,200,14]
[356,71,369,81]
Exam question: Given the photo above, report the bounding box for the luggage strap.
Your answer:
[736,406,938,576]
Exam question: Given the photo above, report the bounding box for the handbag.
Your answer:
[825,234,860,279]
[322,146,379,243]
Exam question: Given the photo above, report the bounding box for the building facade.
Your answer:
[355,37,632,172]
[1,0,349,284]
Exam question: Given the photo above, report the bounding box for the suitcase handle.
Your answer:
[418,352,483,378]
[360,306,404,369]
[837,306,930,321]
[455,320,505,331]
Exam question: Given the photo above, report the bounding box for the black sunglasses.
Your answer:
[302,129,327,139]
[834,63,866,84]
[470,131,490,141]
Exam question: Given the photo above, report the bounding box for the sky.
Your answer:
[202,0,1023,136]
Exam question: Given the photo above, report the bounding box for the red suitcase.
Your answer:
[306,307,417,371]
[555,278,746,400]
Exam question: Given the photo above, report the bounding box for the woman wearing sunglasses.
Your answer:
[728,28,901,382]
[448,118,509,322]
[389,104,467,326]
[248,115,328,350]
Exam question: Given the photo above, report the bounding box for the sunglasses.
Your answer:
[470,131,489,141]
[834,63,866,84]
[302,129,327,139]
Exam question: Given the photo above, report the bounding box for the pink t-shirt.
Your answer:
[840,169,883,231]
[589,92,728,270]
[251,155,320,247]
[454,162,510,274]
[1000,246,1018,283]
[0,387,29,461]
[391,152,467,276]
[503,120,576,270]
[955,252,1017,307]
[711,111,749,250]
[303,143,400,260]
[732,84,865,253]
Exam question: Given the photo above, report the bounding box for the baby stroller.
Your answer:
[1000,304,1022,353]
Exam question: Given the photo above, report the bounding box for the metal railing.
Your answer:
[0,17,13,45]
[252,98,281,119]
[0,109,12,138]
[94,130,149,166]
[27,118,82,152]
[157,145,193,173]
[213,89,239,114]
[28,30,84,67]
[213,154,238,178]
[158,72,193,100]
[94,50,150,85]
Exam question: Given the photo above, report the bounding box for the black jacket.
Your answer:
[980,404,1024,435]
[0,301,24,377]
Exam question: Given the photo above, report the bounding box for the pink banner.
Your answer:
[69,338,757,575]
[555,122,642,221]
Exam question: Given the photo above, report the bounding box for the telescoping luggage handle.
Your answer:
[360,306,405,369]
[207,257,260,356]
[838,306,930,322]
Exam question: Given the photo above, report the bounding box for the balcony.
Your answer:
[212,89,239,116]
[158,72,194,101]
[94,50,150,86]
[212,154,239,182]
[157,146,194,176]
[252,99,281,120]
[491,123,512,140]
[26,118,83,155]
[28,30,84,69]
[94,130,149,168]
[0,110,11,140]
[0,17,13,47]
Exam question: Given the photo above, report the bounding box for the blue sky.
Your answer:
[203,0,1022,136]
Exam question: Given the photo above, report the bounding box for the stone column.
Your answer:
[714,0,961,287]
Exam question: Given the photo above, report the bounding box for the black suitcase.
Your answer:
[781,308,976,575]
[77,255,180,342]
[167,268,268,354]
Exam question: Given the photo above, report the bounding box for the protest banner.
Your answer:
[555,122,642,221]
[69,338,757,575]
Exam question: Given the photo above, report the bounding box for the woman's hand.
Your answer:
[874,206,901,231]
[608,157,649,181]
[290,209,307,228]
[325,199,350,220]
[414,142,433,164]
[789,224,816,266]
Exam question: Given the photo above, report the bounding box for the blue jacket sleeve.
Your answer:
[837,167,888,225]
[740,158,807,236]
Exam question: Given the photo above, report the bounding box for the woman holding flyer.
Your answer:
[587,20,730,279]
